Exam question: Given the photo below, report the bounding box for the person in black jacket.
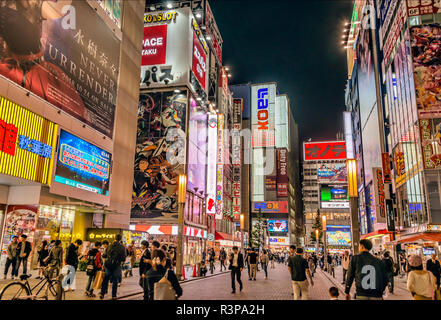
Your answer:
[345,239,388,300]
[426,254,441,289]
[64,239,83,290]
[15,234,32,275]
[99,234,126,300]
[229,246,244,293]
[382,251,395,293]
[146,249,182,300]
[139,240,152,300]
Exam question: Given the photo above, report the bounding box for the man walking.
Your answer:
[426,254,441,290]
[219,248,227,271]
[3,236,18,279]
[139,240,152,300]
[229,246,243,293]
[342,250,350,284]
[100,234,126,300]
[248,248,258,280]
[382,251,395,294]
[15,234,32,275]
[64,239,83,291]
[288,247,314,300]
[345,239,389,300]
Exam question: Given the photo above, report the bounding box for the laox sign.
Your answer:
[257,88,269,130]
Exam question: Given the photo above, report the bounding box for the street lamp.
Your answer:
[176,174,187,280]
[322,215,327,271]
[347,159,360,254]
[240,214,245,250]
[315,228,319,256]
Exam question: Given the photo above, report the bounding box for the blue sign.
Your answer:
[55,130,111,195]
[18,135,52,158]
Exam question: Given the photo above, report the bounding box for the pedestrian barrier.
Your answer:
[192,264,197,277]
[182,265,186,280]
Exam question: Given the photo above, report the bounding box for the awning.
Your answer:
[393,232,441,244]
[360,229,392,240]
[215,231,233,241]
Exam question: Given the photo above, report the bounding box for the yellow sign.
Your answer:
[0,95,58,184]
[144,11,178,24]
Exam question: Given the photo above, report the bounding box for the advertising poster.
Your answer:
[206,114,217,215]
[187,97,207,196]
[419,118,441,169]
[317,163,347,183]
[0,1,121,138]
[304,141,347,161]
[216,114,225,220]
[267,220,288,233]
[276,148,288,197]
[382,152,392,183]
[191,31,207,91]
[326,225,351,247]
[252,201,288,213]
[131,90,187,220]
[407,0,441,17]
[251,83,276,148]
[410,24,441,118]
[372,167,386,222]
[55,130,111,195]
[265,176,277,191]
[141,8,190,89]
[97,0,122,28]
[320,184,349,209]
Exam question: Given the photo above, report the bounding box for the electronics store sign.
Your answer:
[253,201,288,213]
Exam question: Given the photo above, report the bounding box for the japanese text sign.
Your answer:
[304,141,347,161]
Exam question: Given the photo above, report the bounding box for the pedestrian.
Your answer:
[85,242,103,297]
[382,251,395,294]
[407,254,437,300]
[45,240,63,279]
[139,240,152,301]
[151,240,160,253]
[344,239,388,300]
[261,249,269,279]
[169,246,177,271]
[219,248,227,271]
[124,240,136,277]
[341,250,350,284]
[208,248,216,274]
[47,240,56,252]
[426,254,441,290]
[329,286,339,300]
[248,247,258,280]
[229,246,244,293]
[288,247,314,300]
[308,255,315,278]
[64,239,83,291]
[99,234,126,300]
[15,234,32,276]
[200,260,208,277]
[269,250,275,269]
[146,249,182,300]
[161,244,172,269]
[36,240,49,279]
[3,236,18,280]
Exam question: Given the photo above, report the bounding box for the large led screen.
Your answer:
[317,163,347,183]
[320,184,349,209]
[55,130,111,195]
[326,225,351,247]
[267,220,288,233]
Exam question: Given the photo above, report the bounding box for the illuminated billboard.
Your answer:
[304,141,346,161]
[326,225,351,247]
[317,163,347,183]
[267,220,288,233]
[251,83,276,147]
[206,114,217,215]
[55,130,111,195]
[0,96,57,185]
[320,184,349,209]
[252,201,288,213]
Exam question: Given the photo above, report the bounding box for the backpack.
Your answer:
[86,249,98,276]
[104,244,121,270]
[154,269,177,300]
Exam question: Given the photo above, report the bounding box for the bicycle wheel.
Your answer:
[45,279,65,300]
[0,282,31,300]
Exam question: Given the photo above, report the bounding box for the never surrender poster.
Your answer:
[0,1,120,138]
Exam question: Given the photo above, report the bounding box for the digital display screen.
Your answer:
[317,163,347,183]
[267,220,288,233]
[55,130,111,195]
[423,247,436,256]
[320,184,349,209]
[326,225,351,247]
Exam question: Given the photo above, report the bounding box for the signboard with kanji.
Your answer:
[303,141,347,161]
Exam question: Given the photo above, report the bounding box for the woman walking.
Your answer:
[146,249,182,300]
[407,255,437,300]
[36,240,49,279]
[261,249,269,279]
[45,240,63,279]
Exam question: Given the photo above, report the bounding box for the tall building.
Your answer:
[0,1,144,269]
[302,141,351,253]
[344,0,441,256]
[231,83,301,249]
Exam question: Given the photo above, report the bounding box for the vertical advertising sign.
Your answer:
[206,114,218,215]
[251,83,276,147]
[232,99,242,221]
[276,148,289,197]
[381,152,392,183]
[204,1,223,64]
[216,114,225,220]
[192,31,207,91]
[372,168,386,223]
[142,25,167,66]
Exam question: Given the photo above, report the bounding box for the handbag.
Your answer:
[154,269,177,300]
[86,264,95,276]
[93,270,105,290]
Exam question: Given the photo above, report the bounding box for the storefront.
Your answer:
[391,231,441,259]
[360,229,393,253]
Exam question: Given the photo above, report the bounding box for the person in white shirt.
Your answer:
[407,254,437,300]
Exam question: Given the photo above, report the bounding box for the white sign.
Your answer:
[321,202,350,209]
[251,83,276,147]
[269,237,289,246]
[206,114,218,215]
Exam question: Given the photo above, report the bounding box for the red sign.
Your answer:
[141,25,167,66]
[205,1,223,64]
[192,32,206,90]
[0,120,18,156]
[276,148,289,197]
[377,169,386,218]
[407,0,440,17]
[304,141,347,161]
[382,152,392,184]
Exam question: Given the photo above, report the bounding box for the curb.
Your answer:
[113,270,230,300]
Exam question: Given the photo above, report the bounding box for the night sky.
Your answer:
[210,0,353,142]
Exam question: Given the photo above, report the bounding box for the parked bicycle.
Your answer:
[0,267,65,300]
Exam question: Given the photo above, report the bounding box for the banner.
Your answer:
[131,91,187,220]
[0,1,121,138]
[317,163,347,183]
[372,168,386,222]
[206,114,217,215]
[304,141,347,161]
[381,152,392,183]
[276,148,288,197]
[251,83,276,147]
